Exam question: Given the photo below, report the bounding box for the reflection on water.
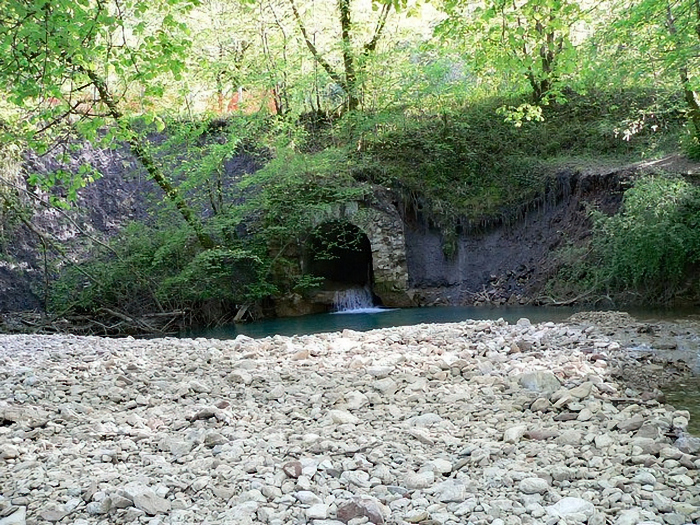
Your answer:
[182,305,586,339]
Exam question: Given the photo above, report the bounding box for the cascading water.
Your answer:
[333,287,385,314]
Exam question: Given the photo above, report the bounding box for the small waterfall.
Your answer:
[333,287,376,313]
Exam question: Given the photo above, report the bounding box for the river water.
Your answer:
[184,305,586,339]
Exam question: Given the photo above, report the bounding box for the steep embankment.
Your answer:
[403,168,627,306]
[2,142,699,326]
[0,140,260,318]
[0,145,158,313]
[404,155,700,307]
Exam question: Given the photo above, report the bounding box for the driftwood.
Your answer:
[233,304,250,323]
[536,290,614,307]
[1,310,187,337]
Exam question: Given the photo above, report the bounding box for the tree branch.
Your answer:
[81,66,216,249]
[288,0,348,91]
[364,2,391,56]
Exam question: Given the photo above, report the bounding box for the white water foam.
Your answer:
[332,287,386,314]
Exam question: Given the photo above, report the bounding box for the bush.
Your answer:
[348,88,683,238]
[552,175,700,303]
[592,175,700,293]
[48,221,274,323]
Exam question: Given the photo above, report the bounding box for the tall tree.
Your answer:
[288,0,399,112]
[0,0,215,248]
[437,0,585,103]
[616,0,700,138]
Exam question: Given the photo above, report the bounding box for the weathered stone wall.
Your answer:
[307,190,414,307]
[403,170,628,305]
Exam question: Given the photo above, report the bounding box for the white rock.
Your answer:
[306,503,328,519]
[367,366,393,378]
[122,483,171,516]
[0,445,19,460]
[408,413,443,427]
[226,370,253,385]
[329,409,360,425]
[546,497,595,519]
[404,509,430,523]
[568,382,593,399]
[404,470,435,490]
[518,371,561,393]
[427,458,452,474]
[632,471,656,485]
[615,508,641,525]
[345,391,369,410]
[595,434,614,449]
[503,425,527,444]
[652,493,673,513]
[432,479,473,502]
[0,507,26,525]
[341,470,371,488]
[519,477,549,494]
[295,491,323,505]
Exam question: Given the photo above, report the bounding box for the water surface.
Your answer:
[184,305,585,339]
[665,380,700,434]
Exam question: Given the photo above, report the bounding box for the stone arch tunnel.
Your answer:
[275,195,415,316]
[306,221,374,289]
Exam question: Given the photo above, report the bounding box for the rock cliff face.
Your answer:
[0,140,262,315]
[403,169,630,306]
[0,144,158,313]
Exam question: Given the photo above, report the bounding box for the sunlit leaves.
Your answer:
[0,0,198,202]
[436,0,587,102]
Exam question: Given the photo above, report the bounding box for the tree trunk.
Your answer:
[338,0,359,111]
[667,2,700,137]
[289,0,390,114]
[84,68,216,250]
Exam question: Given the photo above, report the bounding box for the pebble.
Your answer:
[0,319,697,525]
[0,507,26,525]
[546,497,595,519]
[518,371,561,393]
[503,425,527,444]
[404,470,435,490]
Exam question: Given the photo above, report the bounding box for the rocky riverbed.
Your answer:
[1,316,700,525]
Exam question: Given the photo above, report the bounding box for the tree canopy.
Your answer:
[1,0,697,148]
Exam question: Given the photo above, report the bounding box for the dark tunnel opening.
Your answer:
[306,221,373,288]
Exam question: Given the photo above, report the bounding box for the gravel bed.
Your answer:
[1,317,699,525]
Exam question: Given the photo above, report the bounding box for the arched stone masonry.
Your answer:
[310,194,414,307]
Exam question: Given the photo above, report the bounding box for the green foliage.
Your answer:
[48,220,274,322]
[0,143,30,251]
[45,84,691,320]
[348,89,681,236]
[436,0,586,102]
[592,176,700,291]
[7,0,700,322]
[241,147,371,242]
[681,128,700,160]
[608,0,700,139]
[552,175,700,303]
[159,248,266,302]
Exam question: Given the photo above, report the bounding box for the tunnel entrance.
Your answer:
[307,221,373,288]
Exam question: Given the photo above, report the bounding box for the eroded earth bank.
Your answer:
[1,313,700,525]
